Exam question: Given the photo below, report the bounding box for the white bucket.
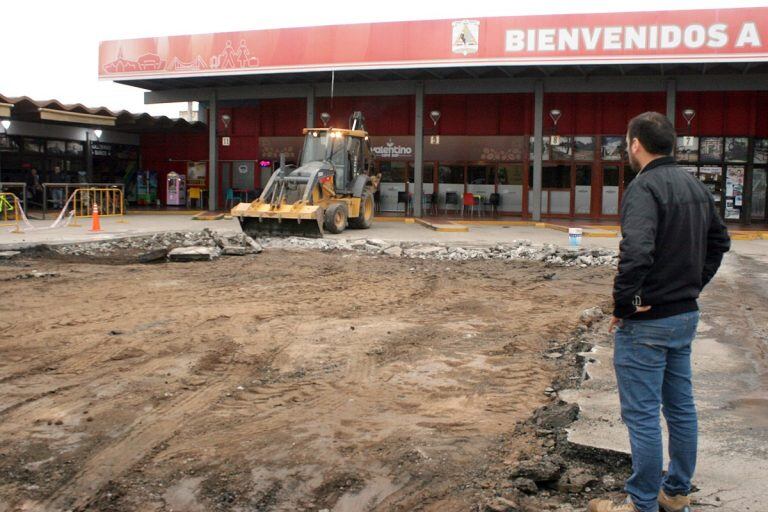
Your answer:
[568,227,583,247]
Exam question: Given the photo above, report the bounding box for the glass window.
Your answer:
[573,136,595,161]
[438,165,464,184]
[0,134,20,152]
[550,136,572,160]
[752,167,766,219]
[468,165,493,185]
[603,166,620,186]
[46,140,66,156]
[22,138,44,154]
[724,137,749,163]
[532,164,571,188]
[675,136,699,163]
[699,137,723,163]
[423,163,434,183]
[623,166,639,188]
[66,141,84,157]
[755,139,768,165]
[575,165,592,186]
[601,136,624,161]
[498,164,523,185]
[380,161,406,182]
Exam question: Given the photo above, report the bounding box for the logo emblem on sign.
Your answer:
[452,20,480,55]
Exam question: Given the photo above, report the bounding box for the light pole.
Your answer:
[0,119,11,187]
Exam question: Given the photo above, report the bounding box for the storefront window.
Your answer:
[468,165,493,185]
[574,165,592,215]
[498,164,523,185]
[752,167,767,220]
[380,162,406,182]
[600,136,624,161]
[542,165,571,188]
[438,165,464,184]
[573,136,595,161]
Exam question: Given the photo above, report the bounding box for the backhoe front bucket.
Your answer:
[232,201,324,238]
[239,216,324,238]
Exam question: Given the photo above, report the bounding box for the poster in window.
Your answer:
[600,136,624,161]
[66,141,84,156]
[754,139,768,164]
[724,137,749,163]
[725,166,745,220]
[699,166,723,202]
[752,168,767,218]
[550,136,572,160]
[675,136,698,163]
[528,136,550,161]
[573,136,595,161]
[680,166,698,176]
[699,137,723,163]
[46,140,66,155]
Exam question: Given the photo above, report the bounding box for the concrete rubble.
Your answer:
[16,230,616,268]
[46,228,263,261]
[260,237,619,267]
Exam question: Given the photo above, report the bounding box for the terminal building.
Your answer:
[88,7,768,224]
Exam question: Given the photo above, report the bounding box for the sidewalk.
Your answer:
[561,250,768,511]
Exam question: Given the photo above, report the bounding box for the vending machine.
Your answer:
[136,170,158,206]
[166,172,186,206]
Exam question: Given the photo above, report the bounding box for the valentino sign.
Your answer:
[99,7,768,80]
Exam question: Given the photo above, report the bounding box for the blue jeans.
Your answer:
[614,311,700,512]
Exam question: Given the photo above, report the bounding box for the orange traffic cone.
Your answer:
[90,203,101,232]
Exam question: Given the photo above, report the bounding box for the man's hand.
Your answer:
[609,306,652,333]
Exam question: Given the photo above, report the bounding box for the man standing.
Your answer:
[589,112,730,512]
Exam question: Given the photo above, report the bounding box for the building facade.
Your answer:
[100,7,768,223]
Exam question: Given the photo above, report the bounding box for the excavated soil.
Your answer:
[0,249,612,511]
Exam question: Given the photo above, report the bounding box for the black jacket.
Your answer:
[613,156,731,320]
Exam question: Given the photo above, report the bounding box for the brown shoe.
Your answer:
[587,496,638,512]
[659,489,692,512]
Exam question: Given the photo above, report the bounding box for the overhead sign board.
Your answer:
[99,7,768,80]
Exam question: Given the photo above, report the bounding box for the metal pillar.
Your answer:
[208,91,218,211]
[413,82,424,217]
[666,79,676,127]
[532,81,544,222]
[306,87,316,128]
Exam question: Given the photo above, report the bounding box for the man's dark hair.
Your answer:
[627,111,676,156]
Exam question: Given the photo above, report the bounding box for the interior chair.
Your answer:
[444,191,460,215]
[397,191,410,216]
[487,192,501,217]
[462,192,477,218]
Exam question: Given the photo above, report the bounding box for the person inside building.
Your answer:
[48,165,66,209]
[589,112,731,512]
[26,168,43,207]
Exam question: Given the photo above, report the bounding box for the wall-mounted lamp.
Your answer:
[429,110,441,126]
[220,114,231,129]
[0,119,10,131]
[549,109,562,129]
[682,109,696,133]
[94,129,103,139]
[320,112,331,127]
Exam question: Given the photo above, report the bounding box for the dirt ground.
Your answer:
[0,249,612,512]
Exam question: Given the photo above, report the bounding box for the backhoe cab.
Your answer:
[232,111,379,238]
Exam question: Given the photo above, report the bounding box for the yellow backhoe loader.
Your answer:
[232,111,379,238]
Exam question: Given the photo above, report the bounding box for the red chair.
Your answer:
[462,192,478,217]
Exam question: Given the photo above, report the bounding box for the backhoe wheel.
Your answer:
[324,203,348,234]
[349,192,374,229]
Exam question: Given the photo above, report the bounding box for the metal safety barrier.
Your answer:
[42,183,124,219]
[68,188,125,226]
[0,182,28,213]
[0,192,24,233]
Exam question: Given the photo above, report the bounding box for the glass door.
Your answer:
[498,163,524,213]
[467,165,495,212]
[601,165,620,216]
[409,162,436,215]
[574,164,592,216]
[752,167,767,221]
[437,164,465,214]
[378,161,408,212]
[530,164,571,215]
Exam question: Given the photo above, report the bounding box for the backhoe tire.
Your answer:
[324,203,348,234]
[349,192,374,229]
